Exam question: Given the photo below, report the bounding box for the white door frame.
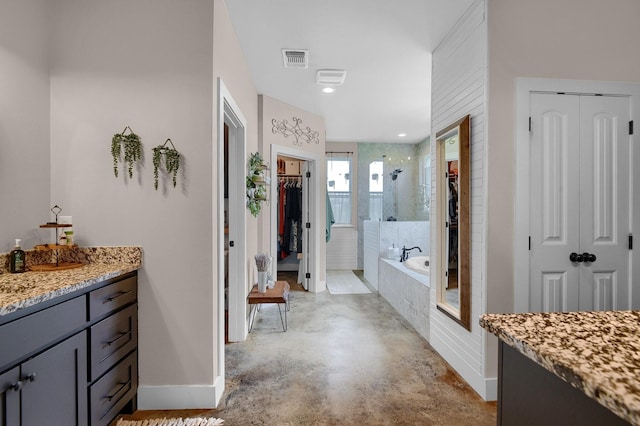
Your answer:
[514,78,640,312]
[270,144,323,292]
[216,80,247,377]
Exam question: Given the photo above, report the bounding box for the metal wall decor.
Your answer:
[271,117,320,146]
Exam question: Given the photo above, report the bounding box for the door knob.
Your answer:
[583,252,596,263]
[569,252,583,263]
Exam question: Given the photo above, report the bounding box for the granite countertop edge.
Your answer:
[480,313,639,425]
[0,246,142,317]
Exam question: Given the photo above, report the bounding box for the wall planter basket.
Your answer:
[246,152,269,217]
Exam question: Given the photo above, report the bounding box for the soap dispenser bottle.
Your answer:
[10,239,26,273]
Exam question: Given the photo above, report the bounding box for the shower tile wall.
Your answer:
[356,141,429,269]
[379,221,429,259]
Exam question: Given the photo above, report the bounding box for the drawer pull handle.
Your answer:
[105,331,131,347]
[24,373,37,382]
[105,380,131,402]
[103,290,132,304]
[10,381,23,392]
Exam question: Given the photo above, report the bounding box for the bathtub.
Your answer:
[403,255,430,276]
[378,257,430,341]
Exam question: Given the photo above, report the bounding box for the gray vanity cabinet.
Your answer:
[0,367,20,425]
[0,271,138,426]
[21,332,88,426]
[0,332,87,426]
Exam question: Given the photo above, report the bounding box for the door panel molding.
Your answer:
[515,78,640,313]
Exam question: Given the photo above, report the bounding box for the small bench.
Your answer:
[247,280,290,332]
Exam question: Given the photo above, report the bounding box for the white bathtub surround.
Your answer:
[378,258,430,341]
[363,220,429,290]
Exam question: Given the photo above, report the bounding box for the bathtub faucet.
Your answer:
[400,246,422,262]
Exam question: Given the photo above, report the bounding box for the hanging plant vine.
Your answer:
[246,152,269,217]
[111,126,142,178]
[152,139,182,190]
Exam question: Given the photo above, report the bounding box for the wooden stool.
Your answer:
[247,280,290,332]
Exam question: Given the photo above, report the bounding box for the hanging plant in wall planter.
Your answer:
[152,138,182,190]
[111,126,143,178]
[246,152,269,217]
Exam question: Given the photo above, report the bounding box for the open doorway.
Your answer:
[269,145,323,293]
[217,79,247,365]
[275,155,309,290]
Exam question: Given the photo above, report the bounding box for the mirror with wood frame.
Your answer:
[436,115,471,331]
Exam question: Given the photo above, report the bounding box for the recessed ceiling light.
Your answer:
[398,133,407,137]
[322,87,335,94]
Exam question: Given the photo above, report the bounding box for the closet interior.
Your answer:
[276,156,306,285]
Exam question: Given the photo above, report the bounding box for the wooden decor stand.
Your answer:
[31,205,83,271]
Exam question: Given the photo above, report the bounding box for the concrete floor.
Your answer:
[119,275,496,425]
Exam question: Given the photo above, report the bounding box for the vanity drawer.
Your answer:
[0,296,85,371]
[89,351,138,426]
[89,276,137,321]
[89,304,137,381]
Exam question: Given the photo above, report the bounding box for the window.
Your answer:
[369,161,384,221]
[327,155,351,224]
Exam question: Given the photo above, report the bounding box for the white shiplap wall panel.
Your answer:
[430,0,491,399]
[326,227,357,270]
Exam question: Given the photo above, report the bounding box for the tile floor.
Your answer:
[116,272,496,425]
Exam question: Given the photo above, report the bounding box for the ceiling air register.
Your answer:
[282,49,309,68]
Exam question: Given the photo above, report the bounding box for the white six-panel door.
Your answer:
[529,93,630,312]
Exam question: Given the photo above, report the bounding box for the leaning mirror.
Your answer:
[436,115,471,331]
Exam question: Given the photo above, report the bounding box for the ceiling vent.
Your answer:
[316,69,347,86]
[282,49,309,68]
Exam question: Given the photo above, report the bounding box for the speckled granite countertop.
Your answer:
[481,311,640,425]
[0,246,142,317]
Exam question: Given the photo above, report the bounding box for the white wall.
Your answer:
[47,0,257,409]
[0,0,50,250]
[430,0,491,399]
[485,0,640,385]
[259,95,326,286]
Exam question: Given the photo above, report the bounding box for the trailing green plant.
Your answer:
[152,139,181,190]
[111,127,142,178]
[246,152,268,217]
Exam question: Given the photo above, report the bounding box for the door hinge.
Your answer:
[446,221,449,228]
[306,171,311,178]
[629,235,633,250]
[305,272,311,279]
[630,121,634,136]
[528,236,531,251]
[528,117,532,132]
[445,271,448,277]
[305,222,311,229]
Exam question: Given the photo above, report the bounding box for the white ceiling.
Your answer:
[226,0,474,144]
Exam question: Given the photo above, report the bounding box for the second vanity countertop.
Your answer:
[480,311,640,425]
[0,246,142,317]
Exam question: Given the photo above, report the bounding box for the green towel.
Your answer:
[326,192,335,242]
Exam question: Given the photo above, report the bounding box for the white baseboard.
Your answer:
[430,333,496,401]
[138,375,225,409]
[483,377,497,401]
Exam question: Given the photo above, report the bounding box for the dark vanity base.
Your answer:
[498,341,630,426]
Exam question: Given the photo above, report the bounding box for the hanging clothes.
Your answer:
[278,180,286,258]
[283,184,302,255]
